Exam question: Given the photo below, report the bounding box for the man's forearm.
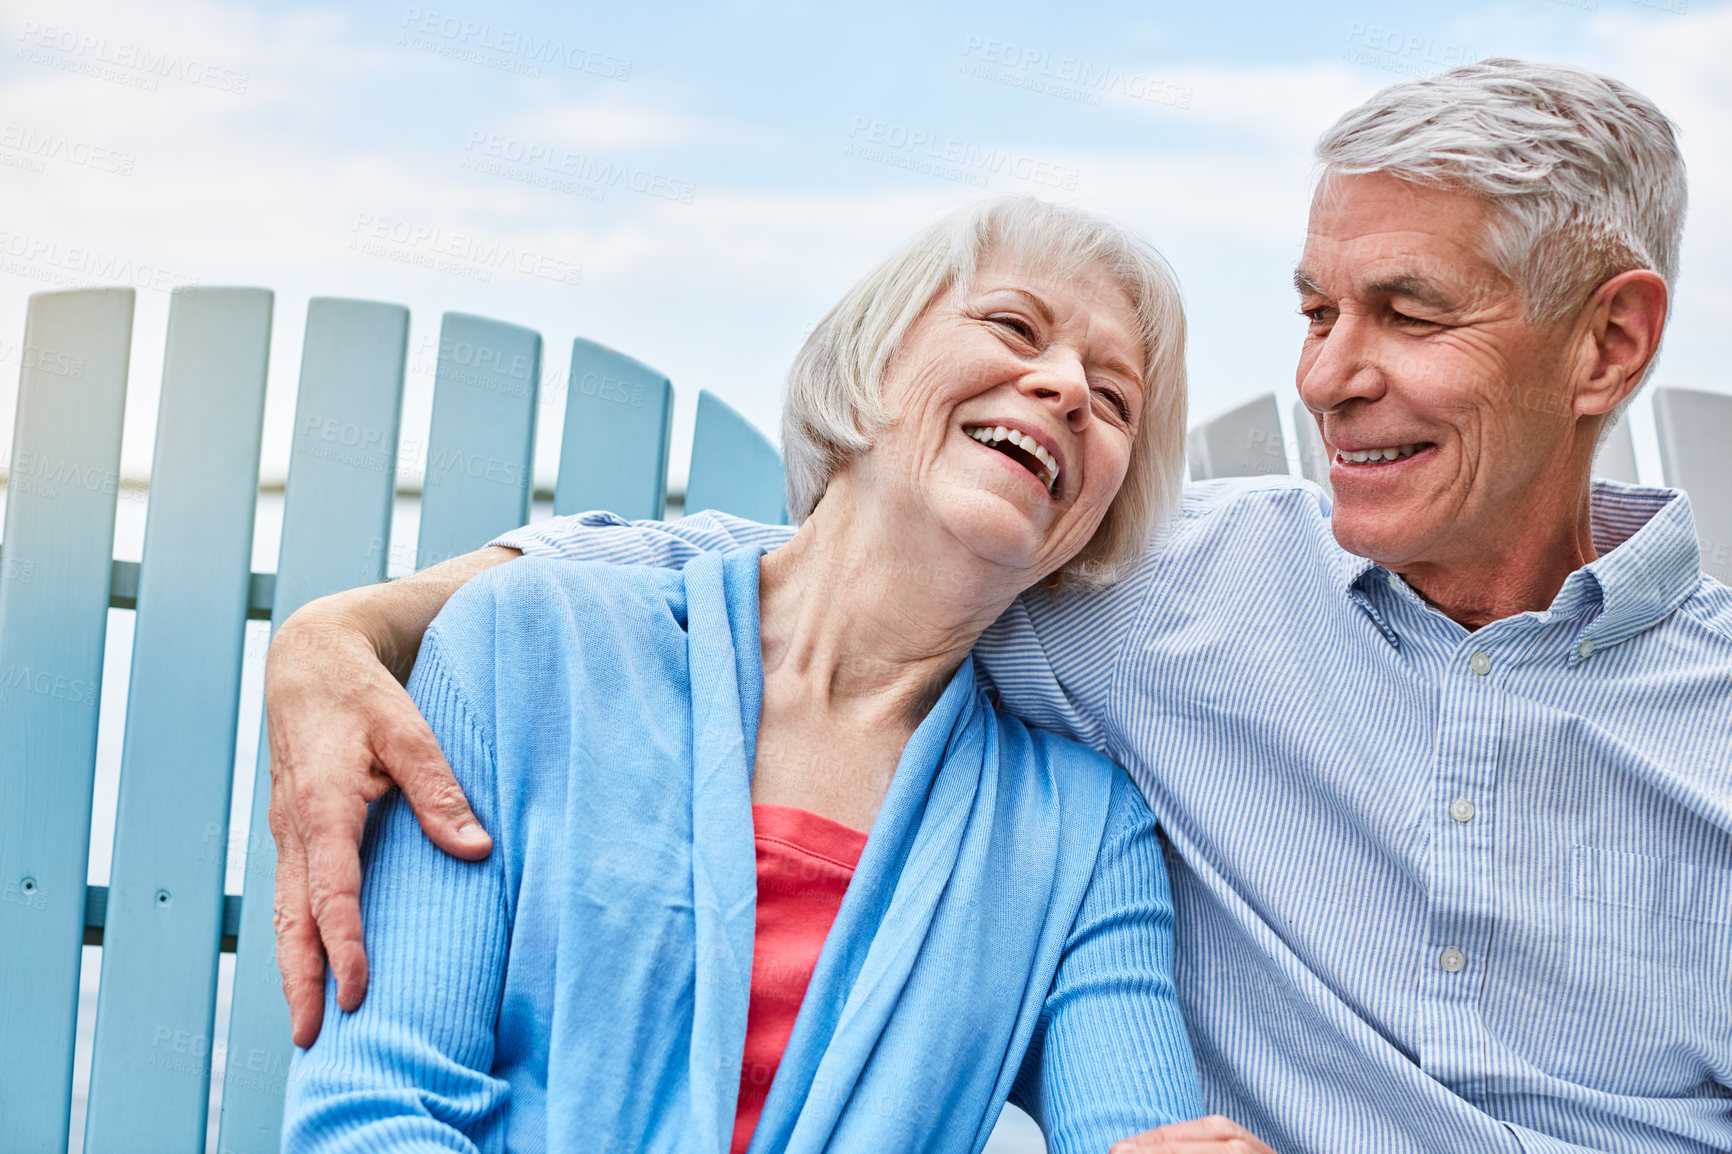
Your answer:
[287,544,521,683]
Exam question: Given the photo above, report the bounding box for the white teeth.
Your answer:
[1340,443,1424,465]
[964,423,1060,494]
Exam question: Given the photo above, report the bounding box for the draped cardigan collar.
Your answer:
[542,548,1116,1154]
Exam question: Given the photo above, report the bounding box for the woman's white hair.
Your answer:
[1317,58,1685,340]
[781,195,1187,586]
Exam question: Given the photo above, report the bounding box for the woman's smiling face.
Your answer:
[846,247,1147,585]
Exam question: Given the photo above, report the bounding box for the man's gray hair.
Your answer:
[1317,58,1686,334]
[782,195,1187,586]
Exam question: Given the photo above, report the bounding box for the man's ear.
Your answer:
[1573,269,1668,418]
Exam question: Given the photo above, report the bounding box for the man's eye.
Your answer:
[1300,306,1330,324]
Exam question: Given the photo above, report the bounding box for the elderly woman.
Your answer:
[282,197,1202,1153]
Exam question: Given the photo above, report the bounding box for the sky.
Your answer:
[6,5,1730,1149]
[1,0,1728,494]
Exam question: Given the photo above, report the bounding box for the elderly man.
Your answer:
[268,59,1731,1152]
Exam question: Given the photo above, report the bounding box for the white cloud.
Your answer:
[504,92,703,152]
[1100,60,1379,152]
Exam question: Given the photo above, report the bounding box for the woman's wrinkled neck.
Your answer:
[757,476,1019,724]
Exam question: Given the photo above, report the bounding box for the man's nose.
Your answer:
[1298,313,1387,418]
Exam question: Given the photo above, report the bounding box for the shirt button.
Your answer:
[1440,947,1467,973]
[1469,651,1491,676]
[1577,638,1595,659]
[1449,798,1476,823]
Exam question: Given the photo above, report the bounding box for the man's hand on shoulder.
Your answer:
[265,578,498,1047]
[1112,1115,1278,1154]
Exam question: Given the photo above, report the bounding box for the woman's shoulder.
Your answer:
[986,700,1119,779]
[434,557,689,651]
[415,557,694,731]
[977,701,1166,931]
[465,553,689,614]
[983,700,1153,830]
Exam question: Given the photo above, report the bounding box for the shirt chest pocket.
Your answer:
[1573,845,1732,930]
[1540,846,1732,1095]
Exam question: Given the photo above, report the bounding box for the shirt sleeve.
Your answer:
[282,634,511,1154]
[489,508,794,565]
[969,560,1154,754]
[1009,771,1204,1152]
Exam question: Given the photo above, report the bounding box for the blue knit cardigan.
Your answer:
[284,549,1201,1153]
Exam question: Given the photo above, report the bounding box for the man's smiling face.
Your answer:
[1294,171,1587,573]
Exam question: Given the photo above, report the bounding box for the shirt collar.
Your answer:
[1329,547,1393,645]
[1327,482,1701,653]
[1562,481,1703,654]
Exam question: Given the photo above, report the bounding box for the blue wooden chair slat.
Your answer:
[1653,386,1732,586]
[218,298,409,1154]
[554,337,672,520]
[1187,393,1286,481]
[0,284,800,1148]
[83,288,274,1153]
[0,287,135,1151]
[686,389,786,524]
[1291,400,1331,494]
[418,313,542,569]
[1594,413,1640,484]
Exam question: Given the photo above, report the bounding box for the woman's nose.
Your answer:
[1022,354,1092,428]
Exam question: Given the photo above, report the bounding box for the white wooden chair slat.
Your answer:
[1653,386,1732,585]
[1291,400,1332,495]
[1187,393,1286,481]
[1594,412,1640,484]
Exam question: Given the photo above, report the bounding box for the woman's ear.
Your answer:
[1573,268,1668,419]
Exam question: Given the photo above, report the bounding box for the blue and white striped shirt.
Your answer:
[493,478,1732,1154]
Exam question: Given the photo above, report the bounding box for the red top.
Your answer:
[730,804,869,1154]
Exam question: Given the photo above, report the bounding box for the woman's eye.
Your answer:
[993,315,1038,341]
[1093,386,1131,423]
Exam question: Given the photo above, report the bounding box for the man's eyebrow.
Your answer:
[1366,274,1455,311]
[1293,271,1459,312]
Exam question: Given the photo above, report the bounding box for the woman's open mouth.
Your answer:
[963,424,1060,495]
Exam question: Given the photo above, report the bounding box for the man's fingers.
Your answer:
[1111,1116,1277,1154]
[381,709,492,860]
[270,807,328,1049]
[302,804,371,1014]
